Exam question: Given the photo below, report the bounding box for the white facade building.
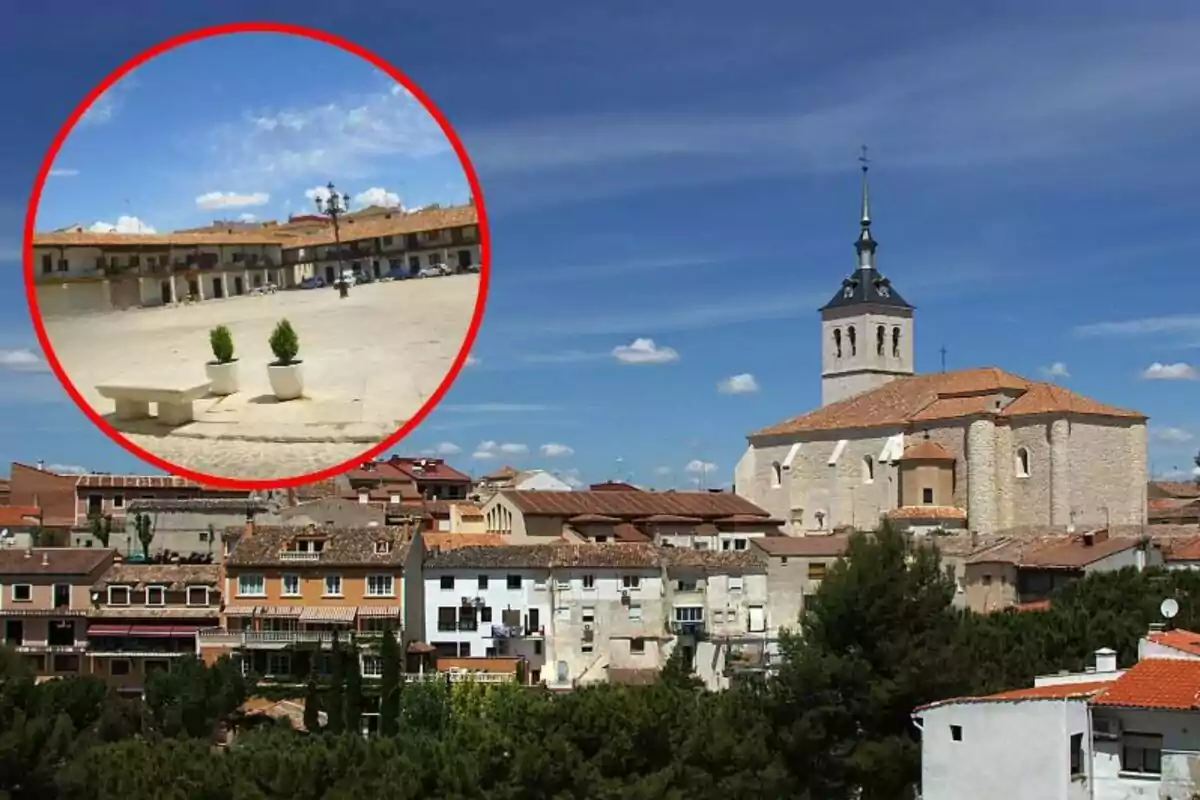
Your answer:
[916,632,1200,799]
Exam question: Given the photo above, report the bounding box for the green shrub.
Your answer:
[269,319,300,365]
[209,325,235,364]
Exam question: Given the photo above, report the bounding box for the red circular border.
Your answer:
[22,21,490,491]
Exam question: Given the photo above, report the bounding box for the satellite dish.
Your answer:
[1161,598,1180,620]
[0,529,10,539]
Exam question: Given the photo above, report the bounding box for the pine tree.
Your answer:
[343,636,362,737]
[325,631,345,734]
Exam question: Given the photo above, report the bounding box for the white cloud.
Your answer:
[88,216,155,234]
[685,459,717,475]
[612,338,680,365]
[654,466,673,476]
[472,440,527,458]
[48,168,79,178]
[1075,315,1200,338]
[0,349,48,372]
[79,88,120,126]
[434,442,462,455]
[717,373,760,394]
[195,191,270,210]
[1142,362,1198,381]
[305,185,336,204]
[499,443,528,455]
[1039,362,1070,379]
[1151,427,1194,444]
[465,355,480,367]
[540,443,575,457]
[471,450,496,460]
[559,469,585,489]
[354,187,402,208]
[218,85,453,183]
[46,463,90,475]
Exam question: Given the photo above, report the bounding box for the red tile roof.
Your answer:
[1150,481,1200,500]
[886,505,968,521]
[1147,629,1200,657]
[967,532,1140,568]
[384,456,471,483]
[1093,658,1200,711]
[0,505,42,526]
[501,490,769,520]
[754,367,1144,436]
[899,440,955,462]
[1166,536,1200,562]
[916,679,1114,711]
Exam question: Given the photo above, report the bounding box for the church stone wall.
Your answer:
[1067,419,1147,528]
[1009,422,1054,528]
[967,419,998,534]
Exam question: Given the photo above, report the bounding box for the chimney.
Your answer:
[1082,532,1095,547]
[1093,529,1109,544]
[244,519,254,538]
[1094,647,1118,674]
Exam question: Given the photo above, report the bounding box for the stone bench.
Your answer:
[96,382,211,426]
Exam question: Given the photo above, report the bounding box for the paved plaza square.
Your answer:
[41,274,481,479]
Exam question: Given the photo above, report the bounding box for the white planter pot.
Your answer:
[205,360,240,396]
[268,362,304,401]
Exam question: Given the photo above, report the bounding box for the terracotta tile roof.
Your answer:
[1092,658,1200,710]
[754,367,1144,437]
[569,514,622,524]
[1147,629,1200,657]
[1151,499,1200,524]
[659,547,765,571]
[715,513,783,525]
[126,498,270,513]
[32,228,292,247]
[93,563,220,591]
[752,535,851,558]
[966,532,1141,568]
[916,680,1114,711]
[899,440,955,462]
[290,478,342,502]
[634,514,703,524]
[0,505,42,526]
[1165,536,1200,562]
[1151,481,1200,500]
[223,525,412,567]
[612,523,651,543]
[384,456,472,484]
[424,543,664,570]
[588,481,642,492]
[0,547,113,576]
[283,204,478,249]
[482,466,520,482]
[501,490,769,520]
[455,504,483,517]
[422,532,509,550]
[885,505,968,520]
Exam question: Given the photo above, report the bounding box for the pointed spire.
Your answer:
[855,145,877,270]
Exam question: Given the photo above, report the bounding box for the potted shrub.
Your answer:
[205,325,239,395]
[267,318,304,400]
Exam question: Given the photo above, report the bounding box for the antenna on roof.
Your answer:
[939,345,947,373]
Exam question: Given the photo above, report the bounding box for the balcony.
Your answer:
[278,551,322,562]
[403,671,514,684]
[490,624,545,639]
[197,629,334,648]
[670,620,707,638]
[13,642,88,654]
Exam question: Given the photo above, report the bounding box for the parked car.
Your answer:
[299,276,325,290]
[387,266,412,280]
[417,265,447,279]
[336,270,359,287]
[458,262,481,274]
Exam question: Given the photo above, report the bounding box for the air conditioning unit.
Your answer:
[620,591,631,606]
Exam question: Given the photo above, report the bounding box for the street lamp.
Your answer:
[314,182,352,297]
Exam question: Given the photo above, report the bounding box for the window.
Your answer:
[729,576,744,593]
[480,606,492,623]
[374,541,392,555]
[556,578,570,591]
[478,575,489,590]
[1016,447,1031,478]
[847,325,857,356]
[734,538,747,551]
[892,327,901,358]
[367,575,394,597]
[362,656,383,678]
[323,575,343,597]
[771,461,782,488]
[631,638,646,654]
[876,325,885,356]
[982,574,992,587]
[11,584,31,602]
[110,659,131,676]
[675,606,704,623]
[41,253,52,274]
[628,604,643,621]
[186,586,209,606]
[808,562,827,580]
[237,574,265,597]
[533,578,548,592]
[582,574,595,590]
[862,455,875,484]
[87,494,102,516]
[676,580,698,592]
[145,586,165,606]
[1070,733,1084,777]
[506,575,522,590]
[582,606,595,624]
[922,487,934,505]
[833,328,843,358]
[458,642,472,657]
[950,725,963,742]
[622,575,641,590]
[267,653,291,676]
[108,586,130,605]
[58,258,68,272]
[1121,733,1162,775]
[112,494,125,509]
[748,605,767,633]
[53,654,80,673]
[440,576,455,591]
[437,607,457,632]
[281,575,300,596]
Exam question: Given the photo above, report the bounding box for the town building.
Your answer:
[962,530,1160,613]
[475,466,576,500]
[100,497,278,558]
[418,542,768,691]
[85,562,221,694]
[199,524,418,685]
[0,505,45,549]
[480,489,779,548]
[735,164,1148,537]
[1149,481,1200,526]
[751,534,850,648]
[0,547,114,679]
[915,629,1200,799]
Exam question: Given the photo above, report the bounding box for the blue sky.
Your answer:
[0,0,1198,487]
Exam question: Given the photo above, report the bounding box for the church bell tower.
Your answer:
[819,149,915,406]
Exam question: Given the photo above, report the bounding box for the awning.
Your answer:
[88,624,132,637]
[127,625,178,637]
[169,625,201,637]
[261,606,304,618]
[356,605,400,618]
[299,606,358,623]
[223,605,259,616]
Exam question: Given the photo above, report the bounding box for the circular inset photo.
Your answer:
[24,23,488,487]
